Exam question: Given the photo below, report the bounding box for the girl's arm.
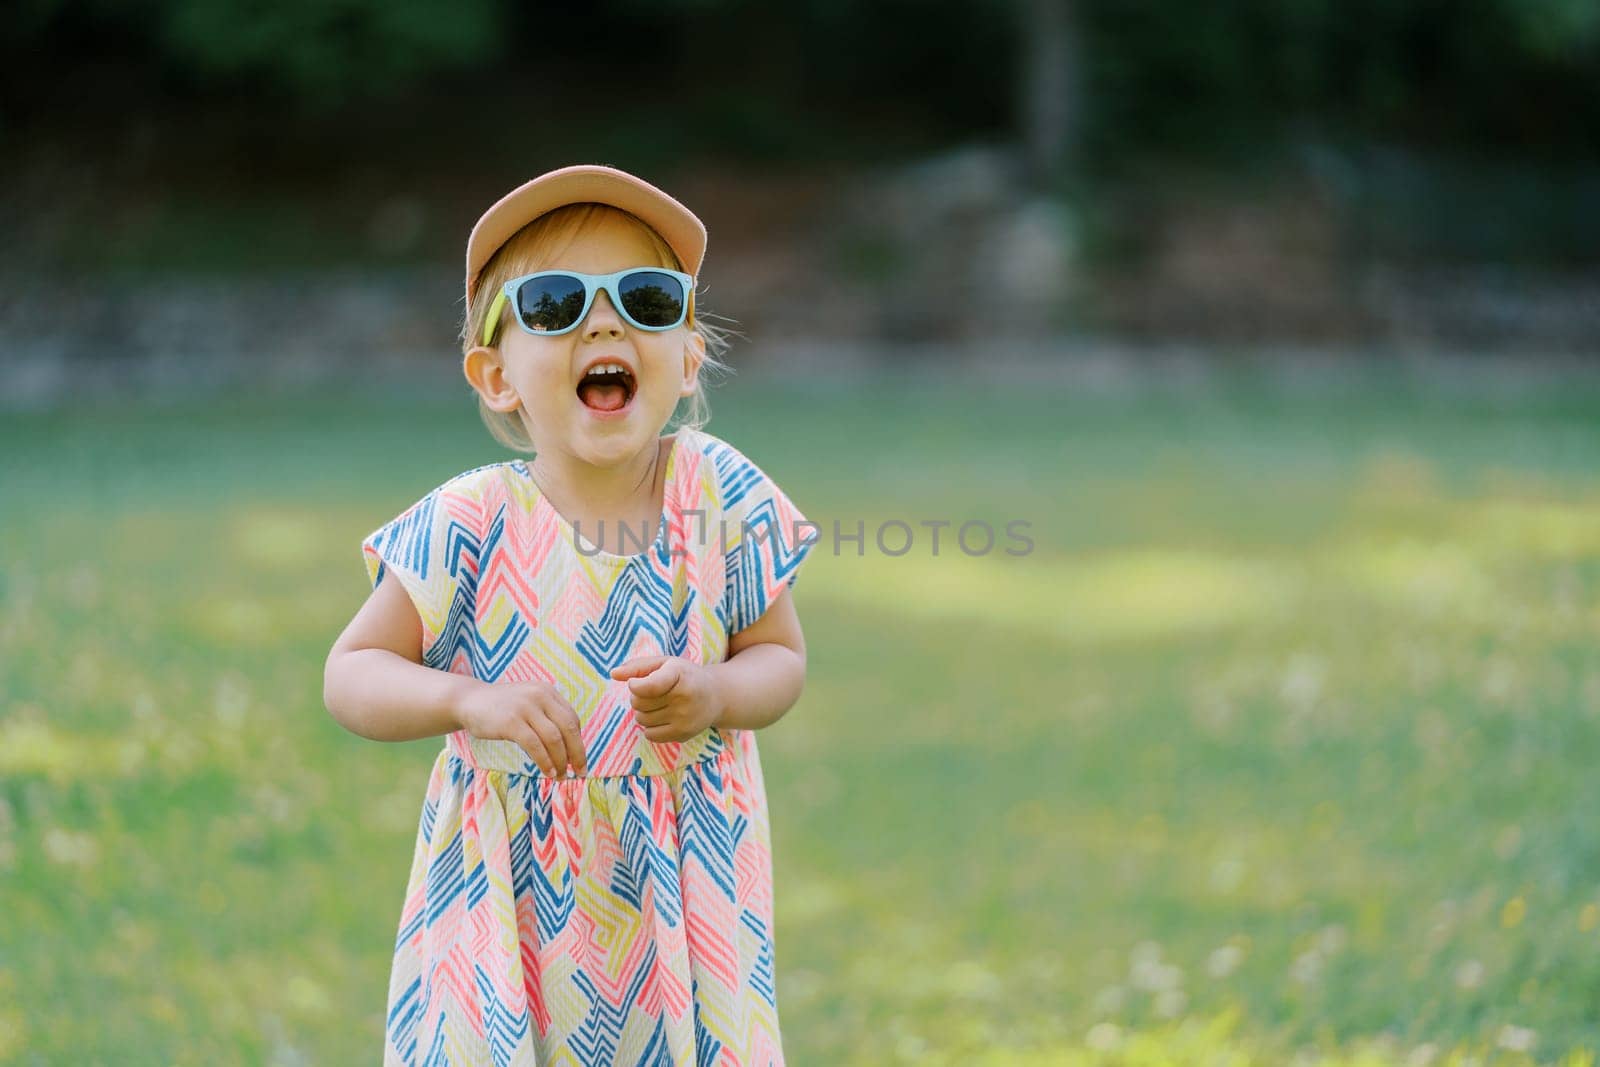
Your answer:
[709,586,807,732]
[323,570,477,742]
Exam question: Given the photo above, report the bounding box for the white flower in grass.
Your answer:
[214,670,250,729]
[1496,1025,1536,1053]
[1405,1042,1438,1067]
[1289,947,1323,985]
[1127,940,1182,993]
[944,958,1002,1003]
[1206,943,1244,978]
[1481,656,1520,707]
[1280,652,1325,712]
[42,828,98,869]
[887,1015,926,1060]
[1128,940,1162,968]
[1130,958,1183,993]
[1085,1022,1122,1052]
[1153,988,1187,1018]
[1454,959,1485,990]
[1091,985,1126,1015]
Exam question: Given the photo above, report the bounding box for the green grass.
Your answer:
[3,361,1600,1064]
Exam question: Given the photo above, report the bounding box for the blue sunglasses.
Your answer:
[483,267,695,346]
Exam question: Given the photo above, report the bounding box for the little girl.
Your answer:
[324,164,817,1066]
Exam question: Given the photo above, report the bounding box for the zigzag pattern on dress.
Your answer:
[364,427,813,1065]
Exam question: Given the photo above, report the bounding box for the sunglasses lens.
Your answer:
[516,275,587,333]
[618,271,686,328]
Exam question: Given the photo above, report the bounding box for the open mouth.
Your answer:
[577,365,636,413]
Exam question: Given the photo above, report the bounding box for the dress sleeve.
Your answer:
[360,482,478,667]
[714,440,818,636]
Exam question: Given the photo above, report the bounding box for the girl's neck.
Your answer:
[530,435,674,537]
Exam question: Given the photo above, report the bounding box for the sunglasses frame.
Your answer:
[483,267,696,347]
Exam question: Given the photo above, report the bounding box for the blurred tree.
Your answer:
[1016,0,1082,191]
[1495,0,1600,62]
[156,0,496,106]
[6,0,498,111]
[8,0,1595,161]
[1073,0,1600,166]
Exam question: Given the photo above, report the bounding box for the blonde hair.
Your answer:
[460,203,738,453]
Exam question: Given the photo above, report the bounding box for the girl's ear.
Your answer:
[680,330,706,398]
[464,346,522,412]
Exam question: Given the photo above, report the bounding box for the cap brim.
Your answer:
[465,164,707,305]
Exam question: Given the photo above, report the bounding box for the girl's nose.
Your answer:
[582,289,626,341]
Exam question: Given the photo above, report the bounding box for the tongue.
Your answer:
[579,382,628,411]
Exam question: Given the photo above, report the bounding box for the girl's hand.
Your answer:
[453,680,588,777]
[609,655,724,743]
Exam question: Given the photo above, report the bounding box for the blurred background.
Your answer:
[3,1,1600,1063]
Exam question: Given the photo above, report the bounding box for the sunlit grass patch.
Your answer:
[805,545,1296,644]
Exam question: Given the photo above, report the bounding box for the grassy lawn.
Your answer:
[2,360,1599,1065]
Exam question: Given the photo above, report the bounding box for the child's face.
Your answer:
[469,212,704,467]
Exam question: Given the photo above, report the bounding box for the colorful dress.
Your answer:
[360,426,816,1067]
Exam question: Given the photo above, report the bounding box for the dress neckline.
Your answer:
[520,430,689,563]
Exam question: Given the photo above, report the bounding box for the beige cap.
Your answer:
[464,163,707,305]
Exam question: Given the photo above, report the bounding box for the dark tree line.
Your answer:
[6,0,1598,169]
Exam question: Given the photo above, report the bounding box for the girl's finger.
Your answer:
[627,660,683,699]
[527,715,569,777]
[632,704,670,724]
[513,723,558,778]
[630,694,672,715]
[543,696,587,774]
[610,655,671,681]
